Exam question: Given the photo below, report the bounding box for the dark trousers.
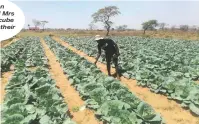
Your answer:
[105,53,119,78]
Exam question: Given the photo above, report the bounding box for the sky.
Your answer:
[11,1,199,29]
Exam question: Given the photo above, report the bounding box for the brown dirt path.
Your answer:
[40,38,101,124]
[53,36,199,124]
[0,71,14,103]
[0,38,19,48]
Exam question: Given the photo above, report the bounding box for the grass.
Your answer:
[1,30,198,48]
[0,36,19,48]
[0,39,13,47]
[18,30,199,40]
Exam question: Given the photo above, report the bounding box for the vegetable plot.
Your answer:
[1,38,28,72]
[1,67,75,124]
[45,36,165,124]
[1,37,75,124]
[0,37,48,73]
[61,36,199,116]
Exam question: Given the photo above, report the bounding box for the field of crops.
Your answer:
[0,37,75,124]
[61,36,199,116]
[1,35,199,124]
[2,68,76,124]
[1,37,48,73]
[44,36,166,124]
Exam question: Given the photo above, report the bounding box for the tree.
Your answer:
[179,25,189,31]
[40,21,48,31]
[190,25,197,31]
[171,25,176,31]
[88,22,97,30]
[142,20,158,34]
[32,19,41,30]
[116,25,128,31]
[91,6,121,36]
[158,23,166,30]
[188,25,197,32]
[104,22,113,31]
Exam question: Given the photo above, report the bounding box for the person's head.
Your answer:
[95,35,104,43]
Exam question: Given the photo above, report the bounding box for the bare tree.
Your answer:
[170,25,176,31]
[189,25,197,32]
[179,25,189,31]
[142,20,158,34]
[88,22,97,30]
[32,19,41,30]
[91,6,121,36]
[158,23,166,30]
[116,25,128,31]
[40,21,49,31]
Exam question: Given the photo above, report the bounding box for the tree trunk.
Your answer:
[105,23,111,36]
[43,25,45,32]
[34,26,36,32]
[143,29,146,34]
[106,27,110,36]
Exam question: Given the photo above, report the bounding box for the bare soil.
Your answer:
[0,38,19,48]
[53,36,199,124]
[40,38,101,124]
[0,71,13,103]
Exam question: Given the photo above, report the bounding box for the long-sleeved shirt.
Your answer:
[97,38,120,56]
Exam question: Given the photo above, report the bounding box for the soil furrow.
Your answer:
[53,36,199,124]
[0,71,13,103]
[0,38,19,48]
[40,38,101,124]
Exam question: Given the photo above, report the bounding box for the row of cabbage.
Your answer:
[1,68,75,124]
[60,36,199,116]
[45,36,165,124]
[1,37,75,124]
[61,36,199,80]
[0,37,48,73]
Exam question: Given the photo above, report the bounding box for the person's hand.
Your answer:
[114,53,120,58]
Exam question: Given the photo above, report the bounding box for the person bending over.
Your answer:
[94,35,120,79]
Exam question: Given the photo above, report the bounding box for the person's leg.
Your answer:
[106,54,111,76]
[113,55,120,80]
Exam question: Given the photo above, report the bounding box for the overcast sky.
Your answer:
[12,1,199,29]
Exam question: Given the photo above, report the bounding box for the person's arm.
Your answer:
[113,41,120,56]
[94,44,101,64]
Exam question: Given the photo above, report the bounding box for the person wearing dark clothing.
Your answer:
[94,35,120,79]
